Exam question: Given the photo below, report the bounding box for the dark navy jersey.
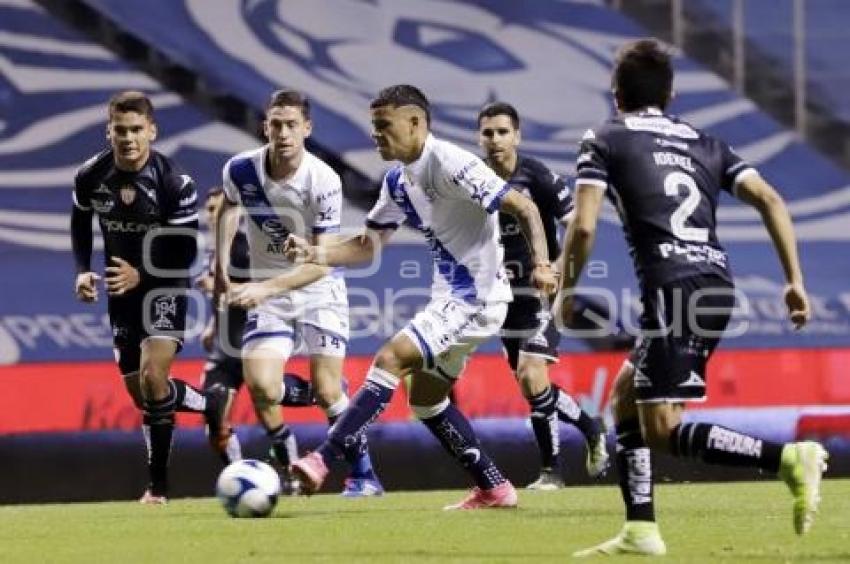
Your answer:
[496,154,572,286]
[576,108,755,289]
[202,228,250,284]
[73,149,198,285]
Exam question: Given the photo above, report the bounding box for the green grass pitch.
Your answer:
[1,480,847,563]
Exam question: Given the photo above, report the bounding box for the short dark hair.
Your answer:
[206,186,224,199]
[612,38,673,112]
[370,84,431,125]
[267,89,311,120]
[477,102,520,129]
[108,90,154,121]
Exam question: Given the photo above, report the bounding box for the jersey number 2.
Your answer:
[664,171,708,243]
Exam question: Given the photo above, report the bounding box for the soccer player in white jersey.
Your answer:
[216,90,383,497]
[287,84,557,509]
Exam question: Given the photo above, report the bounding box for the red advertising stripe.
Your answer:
[1,348,849,434]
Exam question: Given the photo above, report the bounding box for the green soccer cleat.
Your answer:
[573,521,667,557]
[778,441,829,535]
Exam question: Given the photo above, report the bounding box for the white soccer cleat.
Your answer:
[526,469,564,491]
[573,521,667,557]
[779,441,829,535]
[586,430,610,478]
[138,489,167,505]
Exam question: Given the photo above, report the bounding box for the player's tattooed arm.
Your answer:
[553,209,576,285]
[499,189,557,295]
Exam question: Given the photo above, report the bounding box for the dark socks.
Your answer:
[267,424,298,467]
[170,378,207,413]
[527,386,560,470]
[319,368,398,467]
[553,384,600,442]
[670,422,783,473]
[327,411,377,480]
[280,373,313,407]
[420,401,507,490]
[142,390,177,496]
[616,417,655,522]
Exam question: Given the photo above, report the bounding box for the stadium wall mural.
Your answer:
[0,0,848,498]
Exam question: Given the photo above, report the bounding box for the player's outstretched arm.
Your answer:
[499,189,556,294]
[284,228,390,267]
[231,233,339,308]
[734,173,810,328]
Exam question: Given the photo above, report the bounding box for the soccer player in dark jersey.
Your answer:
[197,188,315,471]
[71,91,229,504]
[557,40,828,556]
[477,102,608,490]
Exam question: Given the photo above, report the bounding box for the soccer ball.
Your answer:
[215,459,281,518]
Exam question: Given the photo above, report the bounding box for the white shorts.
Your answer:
[402,297,508,381]
[242,279,348,360]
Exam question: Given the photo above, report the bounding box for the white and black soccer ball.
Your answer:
[215,459,281,518]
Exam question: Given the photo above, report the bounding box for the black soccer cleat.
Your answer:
[203,384,232,455]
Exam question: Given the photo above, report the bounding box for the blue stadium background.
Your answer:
[1,0,849,502]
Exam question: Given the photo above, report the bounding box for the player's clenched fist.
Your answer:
[284,233,315,263]
[74,271,101,302]
[784,282,811,330]
[531,262,557,296]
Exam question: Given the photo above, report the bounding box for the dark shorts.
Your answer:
[500,292,560,371]
[628,275,734,403]
[108,287,188,375]
[201,305,246,391]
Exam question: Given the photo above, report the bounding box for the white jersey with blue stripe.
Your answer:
[367,134,512,305]
[222,146,342,281]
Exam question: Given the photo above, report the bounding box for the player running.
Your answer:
[287,84,557,509]
[71,91,229,504]
[557,39,828,556]
[215,90,383,497]
[478,102,609,490]
[197,187,315,469]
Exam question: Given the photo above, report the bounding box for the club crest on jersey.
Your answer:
[91,184,115,213]
[119,184,137,205]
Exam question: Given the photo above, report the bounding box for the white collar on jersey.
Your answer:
[404,133,435,179]
[261,145,310,192]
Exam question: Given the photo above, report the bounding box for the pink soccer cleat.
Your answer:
[443,481,518,510]
[289,452,329,495]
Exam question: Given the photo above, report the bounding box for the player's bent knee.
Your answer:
[641,424,673,451]
[245,380,280,410]
[409,397,450,420]
[638,406,681,451]
[515,358,549,397]
[312,385,341,408]
[610,363,638,421]
[373,346,405,374]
